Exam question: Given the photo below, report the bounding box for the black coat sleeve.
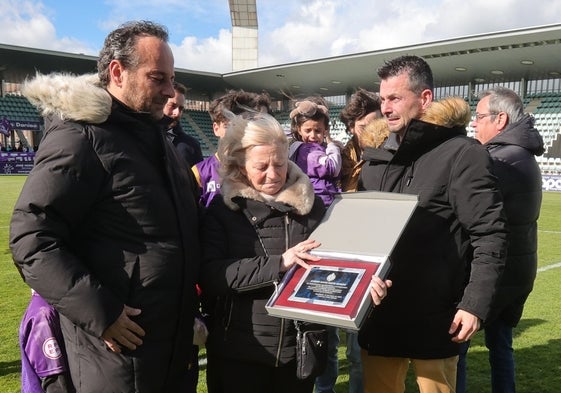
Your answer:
[10,124,123,337]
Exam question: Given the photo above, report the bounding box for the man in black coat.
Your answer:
[165,82,204,167]
[10,21,201,393]
[358,55,507,393]
[457,87,545,393]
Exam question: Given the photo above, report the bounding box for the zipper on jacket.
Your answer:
[405,161,416,188]
[223,296,234,338]
[405,161,415,187]
[236,220,284,293]
[379,155,393,191]
[284,214,290,251]
[275,317,286,367]
[274,213,291,367]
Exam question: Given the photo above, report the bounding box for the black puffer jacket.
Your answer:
[358,142,395,191]
[200,161,325,367]
[10,73,201,392]
[358,118,507,359]
[166,122,203,167]
[485,114,544,326]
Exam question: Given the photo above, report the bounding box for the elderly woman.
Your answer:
[200,112,389,393]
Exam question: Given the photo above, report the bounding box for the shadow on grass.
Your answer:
[336,319,561,393]
[464,338,561,393]
[0,360,21,378]
[465,318,561,393]
[513,318,545,337]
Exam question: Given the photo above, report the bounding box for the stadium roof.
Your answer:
[1,23,560,101]
[223,23,561,100]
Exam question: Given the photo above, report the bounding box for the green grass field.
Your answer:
[1,175,560,392]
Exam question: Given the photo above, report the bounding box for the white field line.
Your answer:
[537,229,561,272]
[537,262,561,273]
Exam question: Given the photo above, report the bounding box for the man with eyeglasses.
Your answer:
[457,87,545,393]
[358,55,508,393]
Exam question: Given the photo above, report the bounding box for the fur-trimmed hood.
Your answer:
[421,96,471,129]
[360,118,390,149]
[386,97,470,160]
[221,160,316,215]
[22,73,112,124]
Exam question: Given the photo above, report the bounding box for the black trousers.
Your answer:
[207,354,314,393]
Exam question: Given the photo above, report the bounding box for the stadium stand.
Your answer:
[0,94,41,123]
[1,92,560,172]
[181,110,217,156]
[1,24,560,179]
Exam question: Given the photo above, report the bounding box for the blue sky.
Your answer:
[37,0,232,51]
[1,0,560,73]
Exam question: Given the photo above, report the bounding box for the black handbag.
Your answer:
[252,227,328,379]
[294,321,328,380]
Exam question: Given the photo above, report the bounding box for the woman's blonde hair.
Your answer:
[421,96,471,128]
[218,111,288,186]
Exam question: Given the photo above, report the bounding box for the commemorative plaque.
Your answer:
[289,264,364,307]
[266,191,418,330]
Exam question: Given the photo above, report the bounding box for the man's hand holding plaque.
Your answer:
[369,276,392,306]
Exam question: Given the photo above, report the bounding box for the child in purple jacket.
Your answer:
[289,97,342,206]
[19,290,74,393]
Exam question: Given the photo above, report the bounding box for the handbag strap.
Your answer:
[256,232,269,257]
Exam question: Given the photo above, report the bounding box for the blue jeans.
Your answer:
[456,319,515,393]
[485,319,516,393]
[315,327,363,393]
[345,331,364,393]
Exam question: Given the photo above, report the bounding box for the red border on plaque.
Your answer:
[273,259,381,319]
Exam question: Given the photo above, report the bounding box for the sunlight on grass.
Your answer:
[1,176,560,393]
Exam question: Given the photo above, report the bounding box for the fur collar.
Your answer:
[22,73,112,124]
[221,160,316,215]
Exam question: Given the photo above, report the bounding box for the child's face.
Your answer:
[297,120,328,143]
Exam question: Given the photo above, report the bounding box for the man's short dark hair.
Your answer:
[339,88,381,131]
[98,20,169,87]
[173,82,188,96]
[377,55,434,95]
[208,90,272,123]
